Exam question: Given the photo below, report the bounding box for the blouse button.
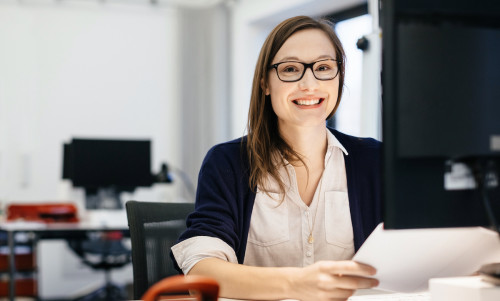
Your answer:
[306,251,312,257]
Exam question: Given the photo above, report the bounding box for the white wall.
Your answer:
[177,5,232,184]
[0,2,183,206]
[335,14,374,137]
[0,1,181,298]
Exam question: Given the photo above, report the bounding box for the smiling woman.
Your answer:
[248,17,345,208]
[171,16,382,301]
[265,29,340,143]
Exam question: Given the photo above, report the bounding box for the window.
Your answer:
[325,5,375,137]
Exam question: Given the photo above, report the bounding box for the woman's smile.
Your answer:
[292,98,324,106]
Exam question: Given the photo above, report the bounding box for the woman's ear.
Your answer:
[260,78,270,96]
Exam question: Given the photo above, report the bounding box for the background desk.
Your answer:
[0,221,130,301]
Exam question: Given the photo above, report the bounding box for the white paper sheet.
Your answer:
[352,223,500,292]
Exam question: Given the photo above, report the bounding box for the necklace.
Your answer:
[306,173,324,244]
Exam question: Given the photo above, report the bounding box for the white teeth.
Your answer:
[296,99,321,106]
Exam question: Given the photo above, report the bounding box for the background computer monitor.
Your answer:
[63,138,153,209]
[381,0,500,229]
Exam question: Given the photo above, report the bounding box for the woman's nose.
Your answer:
[298,68,319,90]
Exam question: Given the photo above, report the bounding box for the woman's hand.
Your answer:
[290,260,379,301]
[189,258,377,300]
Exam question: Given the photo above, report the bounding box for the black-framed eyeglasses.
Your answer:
[268,58,341,82]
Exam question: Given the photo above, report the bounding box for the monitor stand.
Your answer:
[85,187,122,210]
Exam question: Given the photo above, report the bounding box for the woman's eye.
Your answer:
[281,65,299,73]
[316,65,332,72]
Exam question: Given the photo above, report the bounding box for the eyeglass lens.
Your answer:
[276,60,338,82]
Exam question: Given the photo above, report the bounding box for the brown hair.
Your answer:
[246,15,346,196]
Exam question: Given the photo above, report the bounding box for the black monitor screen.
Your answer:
[382,0,500,229]
[63,138,152,190]
[397,23,500,159]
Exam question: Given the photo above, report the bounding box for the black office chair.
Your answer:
[125,200,194,300]
[67,230,131,301]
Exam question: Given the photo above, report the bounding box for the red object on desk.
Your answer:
[1,203,78,298]
[6,203,79,223]
[141,275,219,301]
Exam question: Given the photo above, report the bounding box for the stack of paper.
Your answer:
[353,223,500,292]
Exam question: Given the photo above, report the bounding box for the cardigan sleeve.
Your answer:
[178,144,243,250]
[171,139,255,273]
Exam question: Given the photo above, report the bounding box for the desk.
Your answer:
[218,292,430,300]
[0,221,130,301]
[132,290,430,301]
[216,291,431,301]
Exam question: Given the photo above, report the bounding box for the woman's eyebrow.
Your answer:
[278,56,300,62]
[276,54,335,63]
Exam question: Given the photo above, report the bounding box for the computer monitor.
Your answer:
[381,0,500,229]
[63,138,153,209]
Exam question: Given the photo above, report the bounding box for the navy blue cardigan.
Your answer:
[173,128,382,270]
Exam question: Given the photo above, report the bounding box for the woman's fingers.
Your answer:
[294,261,379,301]
[319,260,377,277]
[315,261,379,291]
[334,274,379,289]
[318,287,355,299]
[318,273,379,290]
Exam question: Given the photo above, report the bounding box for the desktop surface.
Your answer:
[349,291,430,301]
[208,291,431,301]
[146,290,429,301]
[220,292,430,301]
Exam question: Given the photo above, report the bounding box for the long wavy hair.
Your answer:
[246,15,346,196]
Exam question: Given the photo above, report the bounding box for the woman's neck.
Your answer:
[279,123,328,166]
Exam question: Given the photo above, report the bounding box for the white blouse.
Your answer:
[172,131,354,274]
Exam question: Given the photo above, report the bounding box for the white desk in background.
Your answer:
[0,220,130,301]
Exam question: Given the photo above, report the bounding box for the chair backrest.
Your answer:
[125,200,195,299]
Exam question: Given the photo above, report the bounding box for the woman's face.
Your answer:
[265,28,339,130]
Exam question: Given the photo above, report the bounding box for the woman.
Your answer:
[172,15,382,301]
